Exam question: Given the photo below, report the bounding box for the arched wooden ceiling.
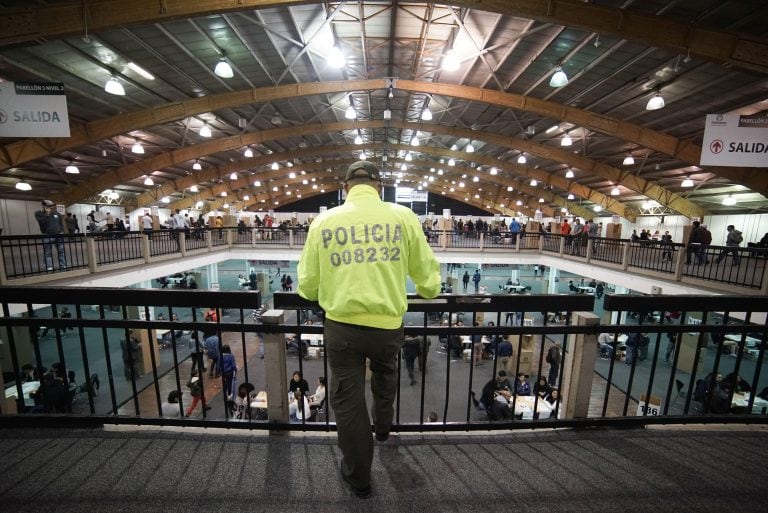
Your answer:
[1,1,766,74]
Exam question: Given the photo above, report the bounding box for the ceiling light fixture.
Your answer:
[359,152,367,160]
[447,158,455,166]
[328,46,346,68]
[530,179,538,186]
[345,106,356,120]
[442,49,460,71]
[611,186,620,196]
[383,108,392,120]
[622,155,635,166]
[143,176,154,186]
[65,162,80,174]
[199,124,212,137]
[354,135,363,145]
[489,168,498,175]
[190,185,198,192]
[271,162,279,170]
[221,191,227,197]
[561,134,573,146]
[244,148,253,158]
[565,169,575,178]
[405,153,412,161]
[254,180,261,187]
[681,177,694,187]
[243,194,250,201]
[546,125,559,134]
[567,193,575,200]
[421,108,433,121]
[214,58,234,78]
[161,196,170,204]
[192,160,202,171]
[722,194,737,206]
[131,142,144,154]
[411,137,420,147]
[15,180,32,191]
[104,76,125,96]
[593,205,603,212]
[646,92,665,111]
[127,62,155,80]
[230,172,238,180]
[517,154,527,164]
[549,65,569,88]
[108,190,119,200]
[465,143,475,153]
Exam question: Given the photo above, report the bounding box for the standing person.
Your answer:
[64,213,77,234]
[120,329,141,381]
[462,270,470,292]
[545,342,562,386]
[715,225,743,266]
[35,200,68,272]
[141,211,153,239]
[472,269,481,293]
[284,274,293,291]
[699,224,713,264]
[220,344,237,416]
[570,218,583,255]
[204,332,220,378]
[660,231,674,262]
[105,211,114,231]
[402,333,422,386]
[185,373,210,416]
[296,160,441,499]
[685,221,702,265]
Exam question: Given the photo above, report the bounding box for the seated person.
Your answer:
[309,376,326,410]
[161,390,183,418]
[285,333,308,356]
[545,388,560,405]
[289,389,312,422]
[568,281,579,293]
[476,371,513,421]
[514,373,531,396]
[289,371,310,395]
[597,332,615,358]
[233,383,256,420]
[724,373,751,394]
[533,376,551,398]
[20,363,40,383]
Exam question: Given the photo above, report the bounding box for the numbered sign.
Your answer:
[637,393,662,416]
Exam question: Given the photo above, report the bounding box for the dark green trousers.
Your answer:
[324,318,403,490]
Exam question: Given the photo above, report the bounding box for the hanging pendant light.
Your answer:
[190,185,199,193]
[131,142,144,154]
[442,49,460,71]
[530,179,538,186]
[15,180,32,191]
[244,148,253,158]
[565,169,575,178]
[611,186,620,196]
[328,46,346,68]
[517,154,527,164]
[214,58,234,78]
[104,76,125,95]
[465,143,475,153]
[681,177,694,187]
[561,135,573,146]
[192,160,202,171]
[567,193,575,200]
[646,92,665,111]
[345,106,356,120]
[722,194,737,206]
[549,66,569,87]
[199,124,212,137]
[143,176,154,186]
[354,135,363,145]
[622,155,635,166]
[65,162,80,174]
[421,108,433,121]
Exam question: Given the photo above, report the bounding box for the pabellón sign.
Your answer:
[700,113,768,167]
[0,81,70,137]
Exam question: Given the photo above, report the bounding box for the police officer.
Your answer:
[297,161,441,498]
[34,199,67,271]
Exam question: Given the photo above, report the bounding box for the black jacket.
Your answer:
[34,210,64,235]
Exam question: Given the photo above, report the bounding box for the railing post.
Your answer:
[141,234,150,262]
[0,243,8,285]
[558,236,565,256]
[86,236,98,273]
[760,260,768,295]
[178,231,187,257]
[561,311,598,419]
[207,229,213,250]
[621,242,630,270]
[226,228,234,247]
[479,232,484,250]
[251,228,257,247]
[538,234,543,253]
[261,309,289,428]
[585,238,593,262]
[289,229,294,247]
[673,244,685,281]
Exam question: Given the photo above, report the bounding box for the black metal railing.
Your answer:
[2,287,767,433]
[2,231,765,293]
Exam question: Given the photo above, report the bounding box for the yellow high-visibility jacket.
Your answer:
[297,184,441,329]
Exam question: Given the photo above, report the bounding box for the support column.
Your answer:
[548,268,560,294]
[206,263,219,290]
[561,311,599,419]
[261,309,289,427]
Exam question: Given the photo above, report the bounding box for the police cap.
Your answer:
[344,161,381,183]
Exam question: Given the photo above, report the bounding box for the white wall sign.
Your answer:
[0,82,70,137]
[701,113,768,167]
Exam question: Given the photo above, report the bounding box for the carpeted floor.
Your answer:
[1,425,766,512]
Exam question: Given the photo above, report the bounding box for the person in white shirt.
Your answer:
[289,389,312,422]
[309,376,326,410]
[598,332,615,359]
[161,390,183,418]
[141,211,153,239]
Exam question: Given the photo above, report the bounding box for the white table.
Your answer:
[250,390,268,410]
[577,286,595,295]
[503,284,527,293]
[731,393,768,414]
[5,380,40,407]
[507,395,555,419]
[301,333,324,347]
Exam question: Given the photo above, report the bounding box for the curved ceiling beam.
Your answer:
[165,155,596,222]
[1,1,765,74]
[53,118,676,219]
[122,141,621,220]
[3,80,755,199]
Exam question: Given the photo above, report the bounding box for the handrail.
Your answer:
[2,229,766,293]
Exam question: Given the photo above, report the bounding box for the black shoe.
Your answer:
[340,469,372,499]
[375,432,389,442]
